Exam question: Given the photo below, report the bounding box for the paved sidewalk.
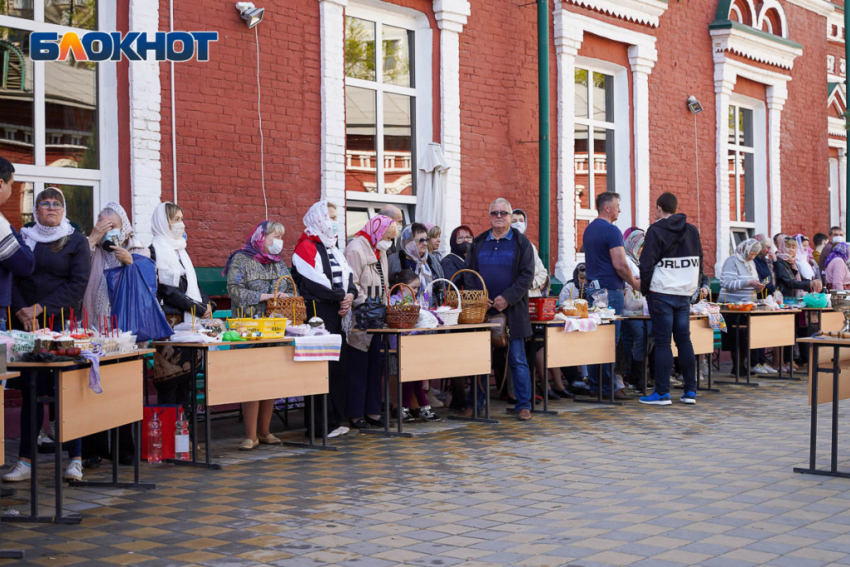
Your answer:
[3,378,850,566]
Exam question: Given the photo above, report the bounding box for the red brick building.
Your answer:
[0,0,844,284]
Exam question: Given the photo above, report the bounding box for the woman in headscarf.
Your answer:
[150,202,216,409]
[224,219,291,450]
[388,223,443,307]
[796,234,818,281]
[292,201,357,439]
[80,202,151,469]
[720,239,766,376]
[824,241,850,291]
[4,187,90,483]
[558,263,598,304]
[344,215,397,429]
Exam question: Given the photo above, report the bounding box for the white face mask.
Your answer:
[170,221,185,239]
[268,238,283,255]
[511,221,527,235]
[376,240,392,251]
[834,236,845,244]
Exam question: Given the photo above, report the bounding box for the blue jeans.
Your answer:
[588,288,624,395]
[649,293,696,396]
[468,338,532,411]
[621,319,650,363]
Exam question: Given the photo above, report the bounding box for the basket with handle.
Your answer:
[265,275,307,326]
[386,283,420,329]
[424,278,463,326]
[447,269,489,324]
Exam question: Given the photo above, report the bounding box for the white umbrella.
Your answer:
[418,143,450,230]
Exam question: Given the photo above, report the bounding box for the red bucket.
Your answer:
[529,297,557,321]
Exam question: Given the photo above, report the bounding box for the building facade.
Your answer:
[0,0,843,283]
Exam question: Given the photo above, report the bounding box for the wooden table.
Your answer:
[0,371,23,559]
[795,337,850,479]
[531,319,619,405]
[367,323,496,435]
[151,338,332,468]
[801,308,844,335]
[5,350,154,525]
[627,315,718,394]
[718,309,799,386]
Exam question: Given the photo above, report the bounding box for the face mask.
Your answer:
[511,221,527,235]
[268,238,283,255]
[330,221,339,235]
[170,221,185,239]
[103,228,121,245]
[456,242,470,256]
[834,236,845,244]
[377,240,392,252]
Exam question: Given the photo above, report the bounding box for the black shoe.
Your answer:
[82,456,102,470]
[118,453,133,466]
[364,416,385,428]
[546,389,560,400]
[555,389,573,399]
[349,418,370,430]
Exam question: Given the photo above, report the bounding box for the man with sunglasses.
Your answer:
[461,198,536,420]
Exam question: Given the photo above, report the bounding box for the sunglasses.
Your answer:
[490,211,510,217]
[414,238,428,244]
[38,201,64,210]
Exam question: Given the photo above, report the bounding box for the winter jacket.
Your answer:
[464,228,535,340]
[291,238,357,306]
[639,213,703,297]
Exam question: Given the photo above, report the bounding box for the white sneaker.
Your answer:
[753,364,769,375]
[328,427,346,438]
[2,462,31,482]
[64,460,83,481]
[762,364,778,374]
[425,389,445,409]
[37,430,54,447]
[615,375,626,391]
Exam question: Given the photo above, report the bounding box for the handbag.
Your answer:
[354,286,387,330]
[486,312,508,348]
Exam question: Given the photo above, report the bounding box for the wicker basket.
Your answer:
[386,283,420,329]
[425,278,462,326]
[447,269,489,325]
[265,275,307,326]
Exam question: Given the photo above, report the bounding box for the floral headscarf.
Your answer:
[734,238,761,279]
[222,221,281,276]
[303,201,336,249]
[625,230,644,266]
[825,241,850,269]
[356,214,395,259]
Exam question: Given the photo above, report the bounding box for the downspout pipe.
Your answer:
[170,0,178,204]
[538,0,551,270]
[845,3,849,232]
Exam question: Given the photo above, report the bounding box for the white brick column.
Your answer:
[553,3,583,283]
[319,0,348,241]
[766,86,786,239]
[714,77,734,273]
[433,0,470,237]
[129,0,162,244]
[628,44,656,231]
[841,148,848,233]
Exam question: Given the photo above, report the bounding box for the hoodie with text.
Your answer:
[639,213,703,297]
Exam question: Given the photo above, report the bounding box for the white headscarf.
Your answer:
[795,234,816,280]
[303,201,337,249]
[151,203,202,319]
[21,186,75,250]
[734,238,761,280]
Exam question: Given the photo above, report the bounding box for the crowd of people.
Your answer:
[0,152,842,482]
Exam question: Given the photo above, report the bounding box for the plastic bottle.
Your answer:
[175,408,190,461]
[148,411,163,464]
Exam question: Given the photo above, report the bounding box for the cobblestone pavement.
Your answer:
[4,377,850,566]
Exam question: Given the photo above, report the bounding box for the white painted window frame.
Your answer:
[0,2,119,221]
[726,97,766,234]
[573,58,629,224]
[343,3,432,209]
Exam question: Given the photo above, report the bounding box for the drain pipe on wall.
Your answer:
[170,0,178,204]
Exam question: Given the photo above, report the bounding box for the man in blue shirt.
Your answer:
[462,198,536,420]
[582,192,639,399]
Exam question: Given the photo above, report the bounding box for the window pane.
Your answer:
[45,61,98,168]
[592,72,613,123]
[576,219,589,256]
[0,28,34,165]
[19,183,92,234]
[5,0,33,19]
[345,86,377,193]
[742,152,754,222]
[574,125,590,209]
[594,127,615,194]
[45,0,98,30]
[383,25,412,87]
[574,69,588,119]
[383,92,414,196]
[740,107,754,148]
[345,17,376,81]
[728,150,738,222]
[728,105,737,145]
[346,207,370,242]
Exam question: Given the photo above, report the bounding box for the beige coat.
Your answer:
[344,235,389,352]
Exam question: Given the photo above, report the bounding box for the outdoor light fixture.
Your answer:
[687,95,703,115]
[235,2,264,28]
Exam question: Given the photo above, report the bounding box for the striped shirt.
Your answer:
[329,253,343,289]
